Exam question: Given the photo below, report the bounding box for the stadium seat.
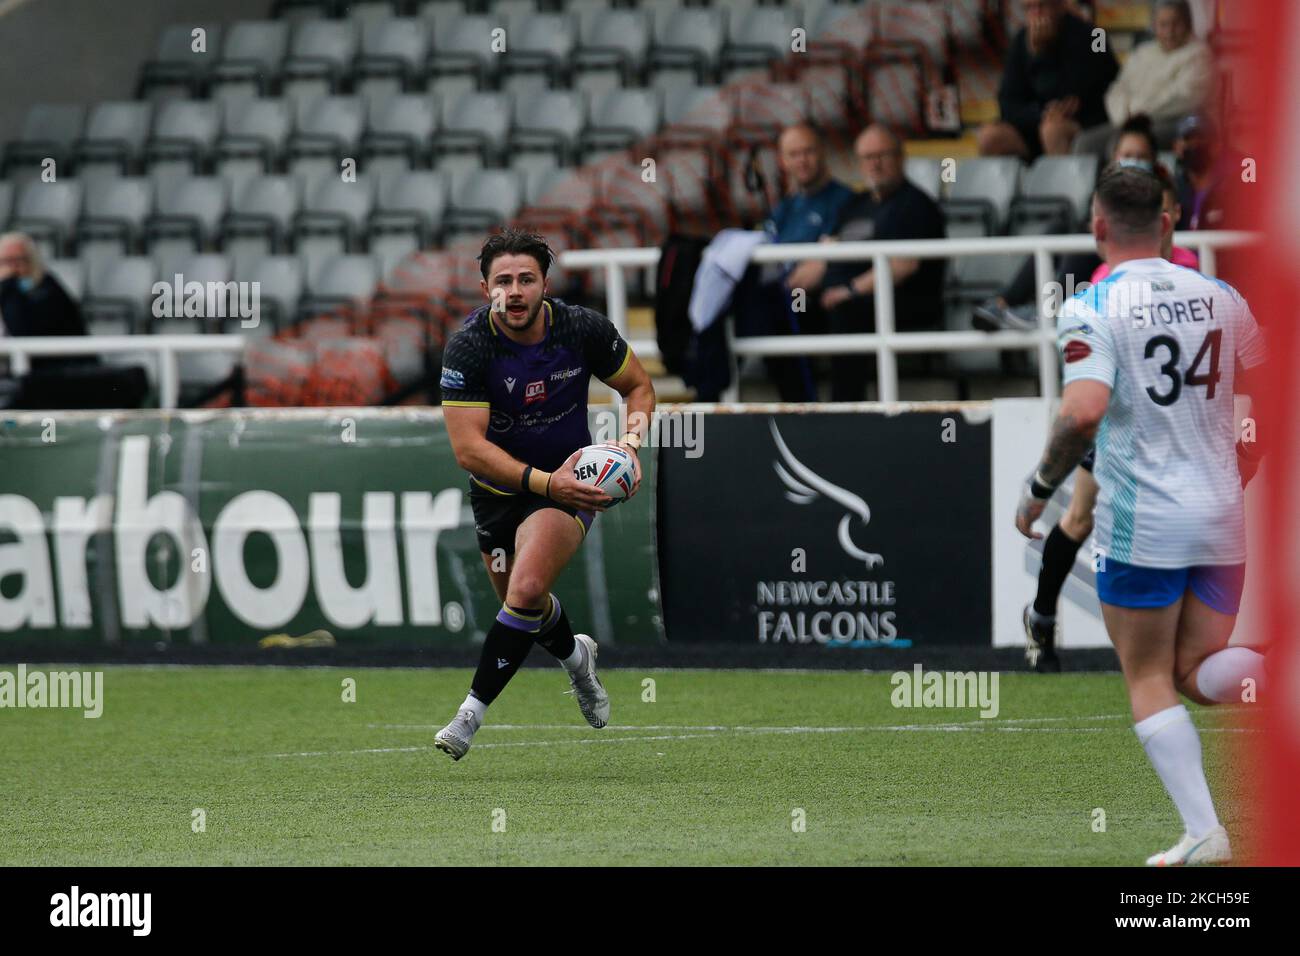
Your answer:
[501,13,576,90]
[493,0,537,19]
[942,157,1021,236]
[2,104,86,179]
[74,102,153,176]
[436,91,512,165]
[573,8,650,89]
[721,5,796,79]
[221,174,302,257]
[730,81,808,144]
[443,169,522,240]
[362,93,438,174]
[368,169,448,260]
[595,162,671,245]
[76,176,154,257]
[651,6,726,85]
[146,100,223,179]
[288,95,366,184]
[0,182,13,232]
[9,179,84,257]
[510,90,588,163]
[234,254,304,331]
[145,176,230,255]
[138,23,223,100]
[293,174,377,258]
[904,156,944,202]
[416,0,467,38]
[948,250,1022,299]
[45,257,86,303]
[581,88,661,154]
[210,20,291,101]
[426,15,502,91]
[874,0,949,74]
[282,20,360,103]
[522,165,597,218]
[1011,155,1099,233]
[83,255,155,334]
[148,253,242,389]
[215,97,293,182]
[300,252,378,320]
[661,84,732,145]
[345,1,401,23]
[354,17,429,98]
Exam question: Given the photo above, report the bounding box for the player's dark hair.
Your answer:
[478,228,555,280]
[1095,165,1165,240]
[1113,114,1158,162]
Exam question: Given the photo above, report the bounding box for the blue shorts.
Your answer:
[1096,559,1246,614]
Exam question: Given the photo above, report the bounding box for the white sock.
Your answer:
[1195,646,1265,704]
[1135,704,1219,839]
[561,639,585,673]
[460,694,487,726]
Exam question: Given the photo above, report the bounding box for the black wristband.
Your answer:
[521,465,533,493]
[1028,471,1057,500]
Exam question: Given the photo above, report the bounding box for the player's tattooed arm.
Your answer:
[1015,380,1110,539]
[1036,410,1099,489]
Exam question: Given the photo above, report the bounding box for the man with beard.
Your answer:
[432,229,656,760]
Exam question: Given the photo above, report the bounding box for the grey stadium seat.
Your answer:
[417,0,467,38]
[211,20,290,100]
[45,258,86,302]
[574,7,649,88]
[282,20,360,101]
[150,250,233,333]
[0,182,12,232]
[146,99,222,178]
[354,18,429,97]
[942,157,1021,236]
[138,23,223,100]
[426,15,502,90]
[215,97,293,181]
[443,169,522,236]
[346,1,401,23]
[1011,155,1099,233]
[221,174,302,256]
[76,176,154,256]
[437,91,512,164]
[662,84,733,141]
[581,89,661,153]
[510,90,587,163]
[9,179,84,256]
[288,95,366,183]
[596,162,671,245]
[730,82,808,143]
[904,156,944,203]
[722,5,796,77]
[651,6,726,84]
[362,93,437,173]
[83,255,156,333]
[234,254,303,331]
[3,104,86,177]
[293,174,377,257]
[369,169,448,255]
[301,253,379,315]
[145,175,230,254]
[74,102,153,175]
[501,13,576,88]
[523,166,597,217]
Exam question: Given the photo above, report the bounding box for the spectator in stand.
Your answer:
[817,124,946,402]
[0,232,91,371]
[1172,113,1242,231]
[1074,0,1212,159]
[732,122,853,402]
[978,0,1118,159]
[973,115,1161,331]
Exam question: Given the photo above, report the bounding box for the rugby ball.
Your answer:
[573,444,636,504]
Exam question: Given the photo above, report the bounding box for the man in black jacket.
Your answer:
[817,125,946,402]
[0,232,90,371]
[978,0,1119,159]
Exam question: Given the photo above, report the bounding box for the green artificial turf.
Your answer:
[0,665,1257,866]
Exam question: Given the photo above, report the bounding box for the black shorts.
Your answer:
[1080,446,1096,473]
[469,480,594,556]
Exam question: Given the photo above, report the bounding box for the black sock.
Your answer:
[536,604,577,662]
[1033,523,1086,618]
[470,606,538,705]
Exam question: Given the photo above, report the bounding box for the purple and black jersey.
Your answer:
[439,298,630,480]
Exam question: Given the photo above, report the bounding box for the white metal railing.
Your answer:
[561,231,1258,403]
[0,335,247,410]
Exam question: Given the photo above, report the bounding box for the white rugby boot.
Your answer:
[1145,825,1232,866]
[565,634,610,729]
[434,708,481,761]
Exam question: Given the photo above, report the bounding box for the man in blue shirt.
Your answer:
[736,123,853,401]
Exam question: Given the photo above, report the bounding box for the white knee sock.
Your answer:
[1134,704,1219,839]
[1195,646,1266,704]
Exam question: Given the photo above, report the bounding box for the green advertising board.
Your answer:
[0,409,663,647]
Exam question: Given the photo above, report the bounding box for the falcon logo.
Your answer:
[505,377,516,393]
[524,380,546,405]
[1063,340,1092,363]
[770,419,883,569]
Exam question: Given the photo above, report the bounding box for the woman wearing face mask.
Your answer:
[0,232,91,372]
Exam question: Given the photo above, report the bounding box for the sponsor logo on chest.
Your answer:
[524,380,546,404]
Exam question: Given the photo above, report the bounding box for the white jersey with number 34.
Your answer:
[1056,257,1267,568]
